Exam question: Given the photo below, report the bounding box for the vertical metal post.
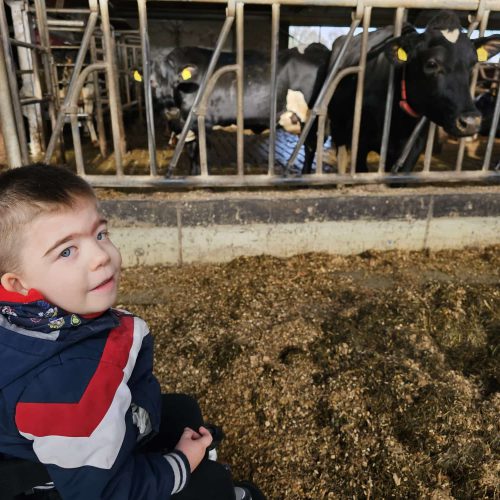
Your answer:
[268,2,280,176]
[423,122,436,172]
[483,79,500,171]
[236,1,244,176]
[315,114,327,174]
[90,36,107,157]
[0,0,29,163]
[350,6,371,175]
[10,1,44,158]
[378,6,405,173]
[34,0,61,153]
[0,38,22,167]
[132,46,144,122]
[456,10,490,171]
[138,0,157,175]
[99,0,126,174]
[198,115,209,176]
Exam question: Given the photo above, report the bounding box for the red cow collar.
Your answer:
[399,69,421,118]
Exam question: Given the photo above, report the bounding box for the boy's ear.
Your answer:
[0,273,28,295]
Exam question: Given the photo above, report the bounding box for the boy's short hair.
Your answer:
[0,163,96,275]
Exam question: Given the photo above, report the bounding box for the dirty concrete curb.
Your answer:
[99,190,500,267]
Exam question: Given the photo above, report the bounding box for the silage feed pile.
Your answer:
[119,246,500,499]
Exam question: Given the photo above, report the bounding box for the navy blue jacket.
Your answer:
[0,288,190,499]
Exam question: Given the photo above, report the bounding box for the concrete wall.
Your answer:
[99,187,500,267]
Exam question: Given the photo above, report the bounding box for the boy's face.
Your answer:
[9,197,122,315]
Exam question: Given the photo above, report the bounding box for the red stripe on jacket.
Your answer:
[15,315,134,437]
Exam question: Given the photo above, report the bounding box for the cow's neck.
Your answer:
[399,67,420,119]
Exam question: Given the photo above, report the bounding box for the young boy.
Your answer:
[0,164,264,500]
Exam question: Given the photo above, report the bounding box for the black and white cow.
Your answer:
[151,44,330,174]
[328,10,500,173]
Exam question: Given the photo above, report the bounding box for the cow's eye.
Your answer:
[424,59,439,72]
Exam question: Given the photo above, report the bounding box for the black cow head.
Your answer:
[385,10,500,137]
[151,49,205,122]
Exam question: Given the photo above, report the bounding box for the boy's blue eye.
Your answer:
[60,248,72,258]
[97,230,108,241]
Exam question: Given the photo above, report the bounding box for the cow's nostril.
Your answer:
[456,114,481,135]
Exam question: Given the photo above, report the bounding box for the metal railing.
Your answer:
[0,0,499,188]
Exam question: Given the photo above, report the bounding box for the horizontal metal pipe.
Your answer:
[139,0,497,8]
[47,20,86,27]
[82,171,500,189]
[8,38,46,51]
[29,7,92,13]
[20,96,51,105]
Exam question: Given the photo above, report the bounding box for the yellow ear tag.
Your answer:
[133,70,142,82]
[476,46,488,62]
[397,47,408,62]
[181,68,192,81]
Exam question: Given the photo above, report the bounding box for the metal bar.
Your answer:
[100,0,126,174]
[138,0,158,175]
[378,6,405,173]
[29,7,92,14]
[0,35,22,167]
[0,0,29,163]
[268,2,280,175]
[66,63,107,173]
[168,0,236,175]
[482,88,500,171]
[82,171,500,190]
[456,9,490,171]
[423,122,436,172]
[286,16,361,171]
[90,35,108,157]
[20,97,52,105]
[8,38,47,51]
[236,2,244,176]
[71,112,86,175]
[34,0,63,161]
[197,64,239,173]
[198,115,209,176]
[45,0,100,163]
[393,116,428,172]
[46,20,86,27]
[11,1,44,158]
[132,46,144,122]
[87,0,497,7]
[350,6,371,175]
[315,113,327,174]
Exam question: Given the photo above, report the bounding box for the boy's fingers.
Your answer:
[198,426,213,445]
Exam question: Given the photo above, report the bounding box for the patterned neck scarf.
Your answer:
[0,287,112,335]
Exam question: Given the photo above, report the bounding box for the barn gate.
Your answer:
[0,0,499,189]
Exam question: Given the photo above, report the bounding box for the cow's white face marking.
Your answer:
[440,29,459,44]
[278,89,309,134]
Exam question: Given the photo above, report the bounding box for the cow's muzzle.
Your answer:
[454,112,481,137]
[165,107,181,120]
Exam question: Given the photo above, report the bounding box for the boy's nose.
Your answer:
[90,244,111,270]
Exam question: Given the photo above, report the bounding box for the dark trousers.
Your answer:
[139,394,235,500]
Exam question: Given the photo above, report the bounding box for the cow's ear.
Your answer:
[385,31,421,66]
[385,41,409,66]
[473,34,500,62]
[178,65,198,82]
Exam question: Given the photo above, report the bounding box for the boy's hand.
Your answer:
[174,426,213,472]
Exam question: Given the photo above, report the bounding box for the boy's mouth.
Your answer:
[91,276,115,292]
